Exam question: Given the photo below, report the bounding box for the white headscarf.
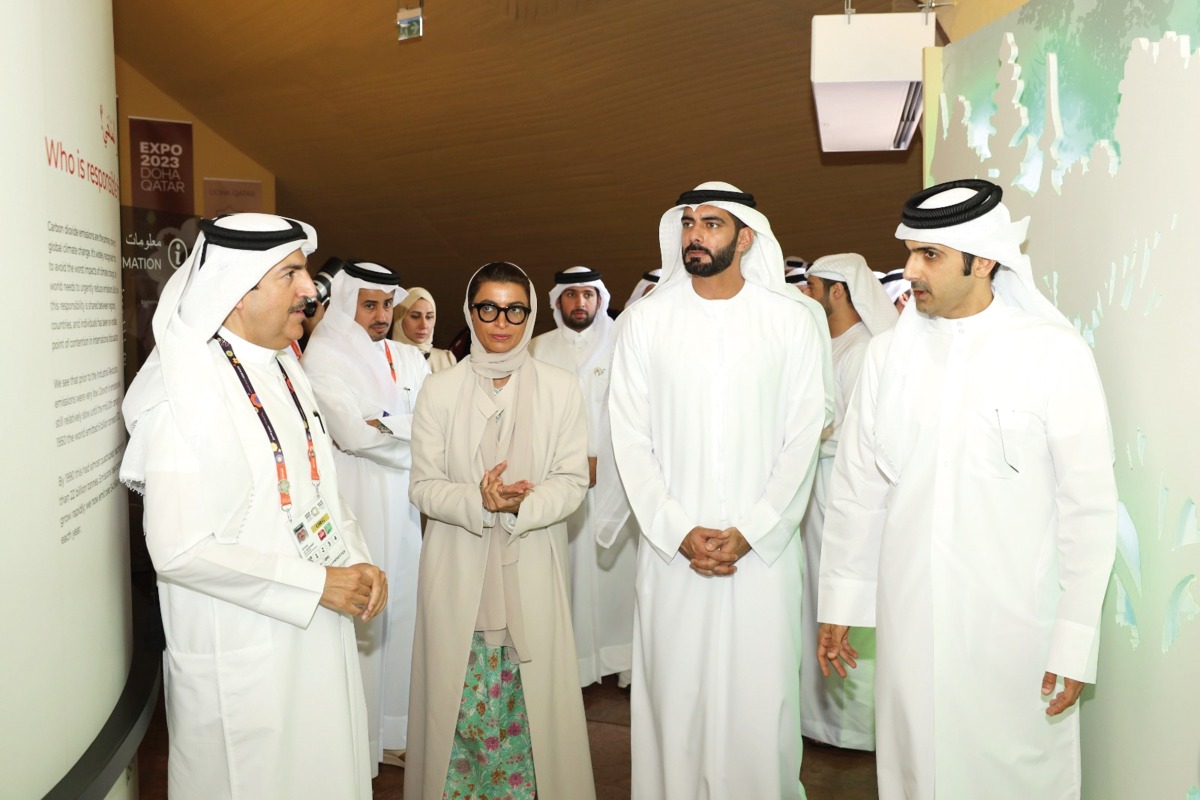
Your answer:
[876,180,1069,483]
[650,180,834,422]
[547,265,615,368]
[549,266,612,328]
[464,262,538,380]
[623,268,660,310]
[894,181,1068,327]
[785,257,808,287]
[302,261,406,418]
[121,213,318,538]
[807,252,899,336]
[880,268,911,304]
[392,286,438,354]
[785,256,809,286]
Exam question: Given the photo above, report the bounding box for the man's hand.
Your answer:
[679,526,722,563]
[321,563,388,622]
[365,418,394,435]
[680,527,748,576]
[688,527,750,576]
[481,460,533,514]
[817,623,859,678]
[588,456,597,488]
[1042,672,1085,716]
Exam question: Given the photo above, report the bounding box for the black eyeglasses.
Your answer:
[470,302,530,325]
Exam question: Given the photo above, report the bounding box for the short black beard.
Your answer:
[562,311,595,332]
[683,237,737,277]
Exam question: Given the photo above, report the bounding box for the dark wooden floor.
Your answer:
[137,675,878,799]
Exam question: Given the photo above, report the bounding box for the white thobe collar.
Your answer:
[557,321,600,350]
[685,278,751,309]
[216,326,284,366]
[833,321,867,341]
[925,293,1005,335]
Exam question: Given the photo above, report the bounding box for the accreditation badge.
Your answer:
[290,493,350,567]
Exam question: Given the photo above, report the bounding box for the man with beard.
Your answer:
[797,254,897,751]
[818,180,1116,799]
[531,267,638,689]
[610,182,833,799]
[302,261,430,773]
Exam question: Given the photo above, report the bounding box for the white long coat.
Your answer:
[530,326,637,685]
[303,337,429,762]
[130,333,373,800]
[610,281,827,800]
[404,358,596,800]
[819,299,1117,799]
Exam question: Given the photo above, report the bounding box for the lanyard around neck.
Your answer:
[216,335,320,514]
[383,342,396,383]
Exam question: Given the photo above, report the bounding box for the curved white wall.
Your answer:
[0,0,131,796]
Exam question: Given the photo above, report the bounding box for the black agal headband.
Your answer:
[344,260,402,285]
[554,268,602,285]
[674,189,757,209]
[900,179,1002,229]
[197,216,309,269]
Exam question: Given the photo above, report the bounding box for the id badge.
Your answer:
[290,494,350,567]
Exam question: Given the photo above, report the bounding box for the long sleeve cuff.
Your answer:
[260,558,326,629]
[734,499,792,566]
[482,507,518,534]
[1045,617,1101,683]
[645,500,695,563]
[817,576,877,628]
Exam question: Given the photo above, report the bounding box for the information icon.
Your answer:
[167,238,188,269]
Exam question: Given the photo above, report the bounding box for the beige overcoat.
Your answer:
[404,357,596,800]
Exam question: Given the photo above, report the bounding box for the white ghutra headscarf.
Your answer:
[121,213,319,541]
[303,260,407,419]
[650,181,834,424]
[876,179,1070,483]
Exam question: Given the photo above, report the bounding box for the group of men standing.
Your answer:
[123,175,1116,800]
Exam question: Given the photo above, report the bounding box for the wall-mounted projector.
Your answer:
[811,12,937,152]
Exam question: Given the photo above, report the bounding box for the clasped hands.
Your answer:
[321,563,387,622]
[816,623,1085,717]
[680,526,750,577]
[480,460,534,514]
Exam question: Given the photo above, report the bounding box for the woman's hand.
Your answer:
[480,460,534,513]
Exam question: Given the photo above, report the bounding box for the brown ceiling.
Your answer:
[113,0,924,336]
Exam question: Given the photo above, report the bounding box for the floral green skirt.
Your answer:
[443,633,537,800]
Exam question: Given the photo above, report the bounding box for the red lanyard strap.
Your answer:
[216,335,320,512]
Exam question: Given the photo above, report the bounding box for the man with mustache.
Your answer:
[120,215,386,799]
[610,182,833,799]
[817,179,1117,800]
[302,260,430,774]
[530,266,638,690]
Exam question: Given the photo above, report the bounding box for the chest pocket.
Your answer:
[967,407,1043,479]
[589,365,611,405]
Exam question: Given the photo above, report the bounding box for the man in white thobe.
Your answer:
[302,260,429,772]
[622,268,660,311]
[530,265,637,687]
[818,179,1117,800]
[120,214,386,800]
[610,182,833,800]
[798,253,898,751]
[879,267,912,312]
